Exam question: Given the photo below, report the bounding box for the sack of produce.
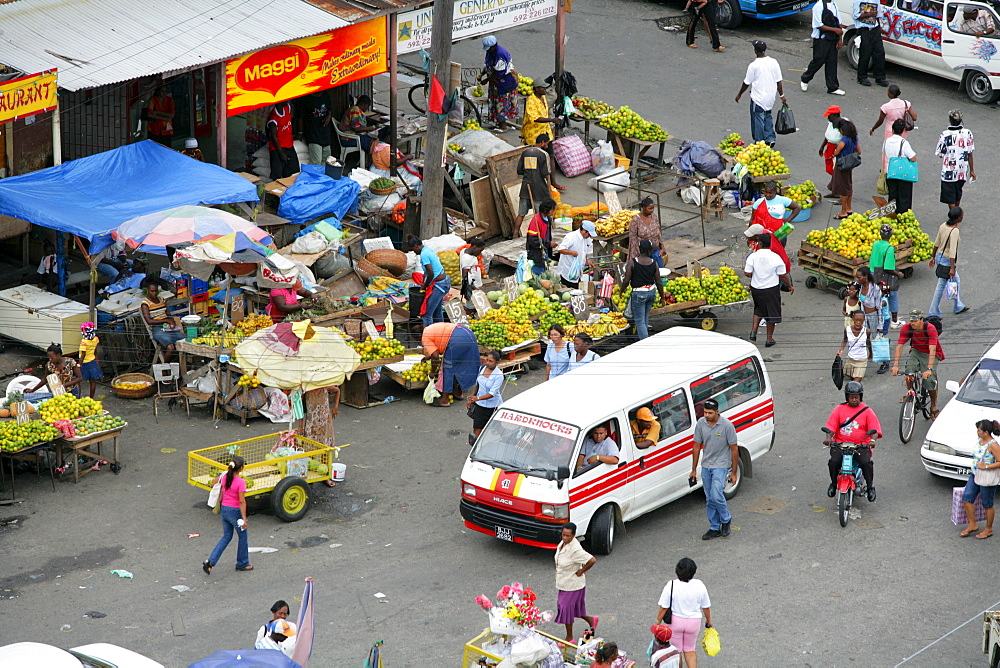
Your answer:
[587,167,629,193]
[591,139,615,175]
[552,135,592,177]
[291,231,329,255]
[437,250,461,285]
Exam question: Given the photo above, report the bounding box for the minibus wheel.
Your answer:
[723,459,744,500]
[588,505,617,555]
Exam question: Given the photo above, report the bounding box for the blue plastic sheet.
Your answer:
[277,165,359,224]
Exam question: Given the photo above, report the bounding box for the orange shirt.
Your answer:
[422,322,459,356]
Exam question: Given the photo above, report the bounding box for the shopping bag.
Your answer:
[702,627,721,656]
[423,382,441,405]
[945,278,959,301]
[887,156,919,182]
[774,104,796,135]
[872,336,890,363]
[876,170,888,196]
[565,256,582,283]
[207,479,221,509]
[832,355,845,390]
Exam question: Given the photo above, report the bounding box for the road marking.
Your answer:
[894,598,1000,666]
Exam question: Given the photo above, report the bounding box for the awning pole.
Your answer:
[52,100,62,167]
[73,235,97,322]
[388,13,399,183]
[419,0,455,239]
[216,62,228,168]
[554,0,566,139]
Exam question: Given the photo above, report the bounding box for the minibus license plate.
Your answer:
[496,526,513,542]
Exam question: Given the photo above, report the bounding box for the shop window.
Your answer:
[692,359,763,419]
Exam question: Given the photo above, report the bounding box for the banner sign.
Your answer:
[0,70,58,124]
[226,17,387,116]
[396,0,558,54]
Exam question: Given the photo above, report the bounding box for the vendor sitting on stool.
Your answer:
[370,127,422,193]
[339,95,378,154]
[266,280,313,324]
[140,277,184,363]
[421,322,480,408]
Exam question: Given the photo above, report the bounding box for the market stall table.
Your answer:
[176,340,236,404]
[341,355,404,409]
[0,439,57,503]
[55,424,125,483]
[599,127,673,170]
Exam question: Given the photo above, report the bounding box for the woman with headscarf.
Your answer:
[78,322,101,399]
[481,36,518,132]
[628,197,666,267]
[421,322,480,408]
[370,127,423,192]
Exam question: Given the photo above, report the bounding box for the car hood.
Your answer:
[71,643,164,668]
[926,398,998,454]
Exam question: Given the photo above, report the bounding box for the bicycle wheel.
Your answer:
[919,387,932,419]
[838,490,850,527]
[407,83,428,114]
[460,95,482,125]
[899,393,916,443]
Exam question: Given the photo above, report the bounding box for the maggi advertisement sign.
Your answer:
[0,70,58,124]
[226,17,386,116]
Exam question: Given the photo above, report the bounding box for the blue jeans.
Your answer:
[209,506,249,568]
[651,249,664,269]
[96,262,119,282]
[702,467,732,530]
[928,254,966,316]
[749,102,775,145]
[963,473,997,509]
[421,277,451,328]
[630,289,657,340]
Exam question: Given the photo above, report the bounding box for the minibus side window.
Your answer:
[651,389,692,439]
[951,4,1000,35]
[692,358,764,418]
[575,419,621,475]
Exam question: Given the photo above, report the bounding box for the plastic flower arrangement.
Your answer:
[474,582,553,628]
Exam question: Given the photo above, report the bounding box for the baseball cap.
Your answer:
[650,624,673,642]
[267,619,296,637]
[531,79,548,89]
[744,223,765,238]
[751,39,767,52]
[636,407,656,421]
[909,308,923,321]
[823,105,841,117]
[482,35,497,49]
[581,220,597,236]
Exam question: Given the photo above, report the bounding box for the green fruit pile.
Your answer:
[39,395,103,423]
[437,251,461,285]
[600,106,668,142]
[735,141,788,177]
[347,337,406,362]
[784,180,817,210]
[71,414,125,437]
[0,420,59,452]
[370,177,395,190]
[804,210,932,261]
[664,266,748,306]
[572,96,615,119]
[400,360,432,383]
[517,75,533,96]
[539,304,575,332]
[719,132,746,156]
[307,459,330,476]
[462,119,482,131]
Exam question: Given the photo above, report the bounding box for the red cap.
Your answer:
[650,624,673,642]
[823,105,841,117]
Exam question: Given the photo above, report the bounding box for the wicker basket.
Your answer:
[365,248,407,276]
[355,257,391,282]
[111,373,156,399]
[370,185,396,196]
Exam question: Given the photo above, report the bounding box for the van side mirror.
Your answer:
[557,465,570,481]
[946,380,960,393]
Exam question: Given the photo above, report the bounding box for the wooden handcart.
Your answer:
[798,239,916,298]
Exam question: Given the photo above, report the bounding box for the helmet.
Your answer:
[844,380,864,402]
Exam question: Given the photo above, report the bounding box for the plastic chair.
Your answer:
[152,363,189,422]
[334,124,367,169]
[141,318,167,366]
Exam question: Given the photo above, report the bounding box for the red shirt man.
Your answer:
[825,399,883,445]
[266,102,299,180]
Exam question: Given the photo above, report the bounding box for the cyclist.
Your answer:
[824,381,882,502]
[891,308,944,419]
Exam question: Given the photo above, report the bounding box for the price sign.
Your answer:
[47,374,66,397]
[14,402,29,424]
[443,300,469,324]
[471,290,492,319]
[502,276,520,303]
[569,294,590,321]
[363,321,382,340]
[867,201,897,220]
[604,191,622,215]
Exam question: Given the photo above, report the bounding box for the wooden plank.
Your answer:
[470,177,502,240]
[486,146,529,239]
[650,298,707,316]
[661,238,725,272]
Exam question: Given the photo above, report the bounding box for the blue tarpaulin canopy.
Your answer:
[277,164,359,224]
[0,140,259,253]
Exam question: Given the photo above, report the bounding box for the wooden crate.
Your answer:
[650,298,707,316]
[383,367,428,390]
[797,239,915,284]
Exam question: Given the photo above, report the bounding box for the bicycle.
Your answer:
[400,61,482,126]
[898,371,935,443]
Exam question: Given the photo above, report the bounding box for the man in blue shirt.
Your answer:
[854,0,888,87]
[577,425,620,469]
[800,0,846,96]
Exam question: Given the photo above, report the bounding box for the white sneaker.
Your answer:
[800,81,808,92]
[829,89,846,95]
[890,319,903,329]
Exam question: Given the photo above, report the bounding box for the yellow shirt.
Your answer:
[78,337,99,364]
[522,94,553,146]
[631,418,661,445]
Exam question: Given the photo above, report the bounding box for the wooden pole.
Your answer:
[388,13,400,182]
[216,62,228,168]
[419,0,455,239]
[554,0,566,139]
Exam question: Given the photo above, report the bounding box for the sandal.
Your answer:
[832,212,853,220]
[930,409,940,420]
[236,564,254,571]
[202,560,213,575]
[977,529,994,539]
[960,526,979,537]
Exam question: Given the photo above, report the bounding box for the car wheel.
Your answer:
[588,505,616,555]
[723,457,744,500]
[271,476,310,522]
[846,33,861,70]
[715,0,743,29]
[965,71,1000,104]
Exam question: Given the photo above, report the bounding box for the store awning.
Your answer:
[0,0,351,91]
[0,140,259,252]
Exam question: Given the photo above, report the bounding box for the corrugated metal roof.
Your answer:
[304,0,425,24]
[0,0,351,91]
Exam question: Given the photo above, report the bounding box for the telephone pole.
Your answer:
[419,0,454,239]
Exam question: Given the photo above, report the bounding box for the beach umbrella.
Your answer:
[187,649,301,668]
[114,205,271,254]
[289,578,315,667]
[171,232,297,280]
[232,321,361,392]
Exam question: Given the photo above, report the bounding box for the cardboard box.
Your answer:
[263,174,300,197]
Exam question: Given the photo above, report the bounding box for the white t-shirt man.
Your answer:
[555,230,592,282]
[744,248,787,289]
[883,135,916,161]
[743,56,783,111]
[811,0,840,38]
[657,578,711,619]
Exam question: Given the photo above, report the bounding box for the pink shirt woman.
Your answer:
[870,85,917,169]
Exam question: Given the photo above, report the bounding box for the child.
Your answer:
[842,281,861,329]
[877,284,891,374]
[37,241,57,292]
[78,322,101,398]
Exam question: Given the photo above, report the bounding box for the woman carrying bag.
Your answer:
[959,420,1000,539]
[881,119,918,213]
[830,119,861,220]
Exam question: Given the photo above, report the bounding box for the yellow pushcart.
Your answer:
[462,628,579,667]
[187,432,347,522]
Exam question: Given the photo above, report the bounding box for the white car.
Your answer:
[921,340,1000,479]
[0,642,163,668]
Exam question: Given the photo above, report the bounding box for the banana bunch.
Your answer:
[564,312,628,340]
[191,328,244,348]
[595,210,637,237]
[238,314,274,336]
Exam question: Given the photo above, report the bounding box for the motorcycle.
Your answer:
[822,427,878,527]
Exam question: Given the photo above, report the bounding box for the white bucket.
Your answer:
[330,463,347,482]
[554,216,572,231]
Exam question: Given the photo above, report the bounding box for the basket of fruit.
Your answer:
[111,373,155,399]
[369,177,397,196]
[354,257,391,282]
[365,248,408,277]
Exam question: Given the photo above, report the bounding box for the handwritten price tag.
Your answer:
[471,290,492,319]
[363,321,382,340]
[570,295,590,321]
[443,300,469,324]
[502,276,520,303]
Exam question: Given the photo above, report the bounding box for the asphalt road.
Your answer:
[3,2,1000,666]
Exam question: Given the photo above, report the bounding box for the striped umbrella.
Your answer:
[171,232,296,280]
[290,578,315,667]
[113,205,271,254]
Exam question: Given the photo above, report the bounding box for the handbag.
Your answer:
[974,445,1000,486]
[934,231,954,279]
[902,101,915,132]
[872,243,900,292]
[820,0,841,40]
[663,580,674,624]
[872,335,890,363]
[774,104,796,135]
[832,354,845,390]
[945,277,959,301]
[886,140,918,182]
[836,150,861,171]
[876,169,888,196]
[209,474,222,515]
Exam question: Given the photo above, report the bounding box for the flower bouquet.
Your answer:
[475,582,553,635]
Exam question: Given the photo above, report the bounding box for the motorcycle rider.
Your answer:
[824,381,882,502]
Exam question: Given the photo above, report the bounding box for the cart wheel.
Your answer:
[699,312,718,331]
[804,276,818,289]
[271,476,310,522]
[678,310,698,319]
[901,267,914,279]
[837,285,849,300]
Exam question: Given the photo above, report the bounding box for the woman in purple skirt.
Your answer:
[554,522,598,642]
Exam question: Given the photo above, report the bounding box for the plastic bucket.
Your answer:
[325,163,343,180]
[331,463,347,482]
[790,207,811,223]
[185,326,199,340]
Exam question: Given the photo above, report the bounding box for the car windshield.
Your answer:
[957,361,1000,407]
[470,409,579,478]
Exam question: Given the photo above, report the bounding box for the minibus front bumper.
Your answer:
[461,499,564,549]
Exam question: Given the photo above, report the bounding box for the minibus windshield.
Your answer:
[470,409,579,478]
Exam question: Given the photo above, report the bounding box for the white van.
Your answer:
[459,329,776,554]
[841,0,1000,103]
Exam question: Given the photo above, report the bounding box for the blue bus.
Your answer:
[716,0,816,28]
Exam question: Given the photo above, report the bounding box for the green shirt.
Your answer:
[869,240,896,271]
